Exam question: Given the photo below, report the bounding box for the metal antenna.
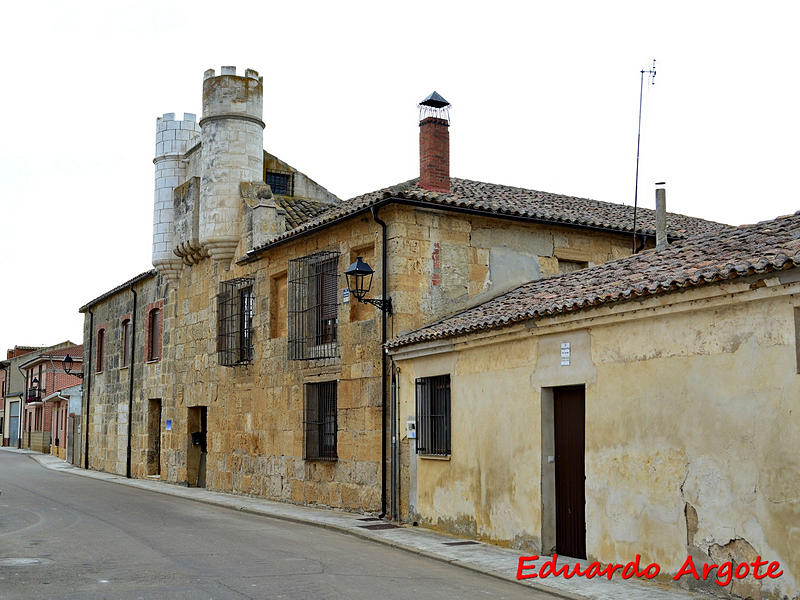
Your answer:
[632,59,656,253]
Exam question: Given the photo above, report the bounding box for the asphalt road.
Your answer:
[0,452,554,600]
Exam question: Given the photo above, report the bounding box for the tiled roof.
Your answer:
[277,196,337,229]
[79,270,157,312]
[387,212,800,349]
[244,178,727,259]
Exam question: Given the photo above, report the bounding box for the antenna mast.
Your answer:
[632,59,656,253]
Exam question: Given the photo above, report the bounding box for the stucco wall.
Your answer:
[394,282,800,598]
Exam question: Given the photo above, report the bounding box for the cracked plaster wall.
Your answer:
[394,287,800,599]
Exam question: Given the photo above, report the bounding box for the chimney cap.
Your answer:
[419,91,450,109]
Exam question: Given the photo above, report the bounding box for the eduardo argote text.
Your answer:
[517,554,783,587]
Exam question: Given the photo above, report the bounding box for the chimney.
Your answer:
[655,181,667,250]
[418,91,451,193]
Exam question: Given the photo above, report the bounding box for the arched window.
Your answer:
[147,308,162,362]
[96,328,105,373]
[121,319,131,367]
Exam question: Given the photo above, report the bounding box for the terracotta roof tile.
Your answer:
[245,178,727,259]
[387,212,800,349]
[276,196,336,229]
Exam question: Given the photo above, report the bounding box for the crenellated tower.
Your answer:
[199,66,265,264]
[152,112,201,281]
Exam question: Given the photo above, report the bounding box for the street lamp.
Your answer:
[62,355,84,379]
[344,257,392,314]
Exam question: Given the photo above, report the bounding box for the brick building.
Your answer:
[17,344,83,453]
[80,66,722,517]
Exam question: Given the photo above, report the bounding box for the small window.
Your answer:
[121,319,132,367]
[288,251,339,360]
[217,278,255,366]
[147,308,162,362]
[304,381,337,460]
[416,375,451,456]
[96,328,105,373]
[265,171,293,196]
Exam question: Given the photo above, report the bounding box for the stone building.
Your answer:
[80,66,722,517]
[387,210,800,599]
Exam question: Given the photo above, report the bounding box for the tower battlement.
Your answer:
[155,112,200,159]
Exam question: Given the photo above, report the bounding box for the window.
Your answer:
[416,375,451,456]
[288,250,339,360]
[304,381,337,460]
[121,319,132,367]
[147,308,162,362]
[217,278,255,366]
[265,171,293,196]
[96,328,105,373]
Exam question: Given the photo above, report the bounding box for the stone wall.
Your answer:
[82,273,168,477]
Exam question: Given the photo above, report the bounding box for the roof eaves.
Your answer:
[79,270,157,313]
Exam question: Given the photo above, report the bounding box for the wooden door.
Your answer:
[554,386,586,559]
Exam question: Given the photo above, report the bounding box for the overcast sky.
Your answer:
[1,1,798,354]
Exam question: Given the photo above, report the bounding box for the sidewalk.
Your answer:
[7,447,716,600]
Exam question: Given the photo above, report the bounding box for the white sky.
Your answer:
[1,1,798,354]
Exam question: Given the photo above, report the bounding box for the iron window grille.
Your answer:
[288,250,339,361]
[416,375,451,456]
[217,277,255,366]
[265,170,294,197]
[304,380,337,460]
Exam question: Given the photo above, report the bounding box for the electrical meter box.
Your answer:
[406,418,416,439]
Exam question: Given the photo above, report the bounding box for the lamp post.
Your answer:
[344,257,392,314]
[62,355,84,379]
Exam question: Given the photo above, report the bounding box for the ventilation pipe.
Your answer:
[655,182,667,251]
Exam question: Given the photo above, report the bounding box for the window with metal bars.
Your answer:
[416,375,451,456]
[217,277,255,366]
[288,250,339,360]
[265,171,293,196]
[304,381,337,460]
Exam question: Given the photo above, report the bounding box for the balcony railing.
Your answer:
[26,388,44,402]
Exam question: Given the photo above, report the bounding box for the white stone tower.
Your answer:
[152,112,201,281]
[199,66,265,264]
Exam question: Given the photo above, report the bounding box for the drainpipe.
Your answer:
[84,310,94,469]
[370,205,389,518]
[126,284,137,479]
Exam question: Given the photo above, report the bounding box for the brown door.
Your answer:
[554,386,586,559]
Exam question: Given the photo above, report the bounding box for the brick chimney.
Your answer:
[418,91,451,193]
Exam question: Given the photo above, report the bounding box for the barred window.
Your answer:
[304,381,337,460]
[416,375,451,456]
[265,171,293,196]
[217,278,255,366]
[288,250,339,360]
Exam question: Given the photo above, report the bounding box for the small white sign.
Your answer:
[343,288,350,304]
[560,342,571,366]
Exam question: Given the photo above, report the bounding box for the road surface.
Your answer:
[0,452,555,599]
